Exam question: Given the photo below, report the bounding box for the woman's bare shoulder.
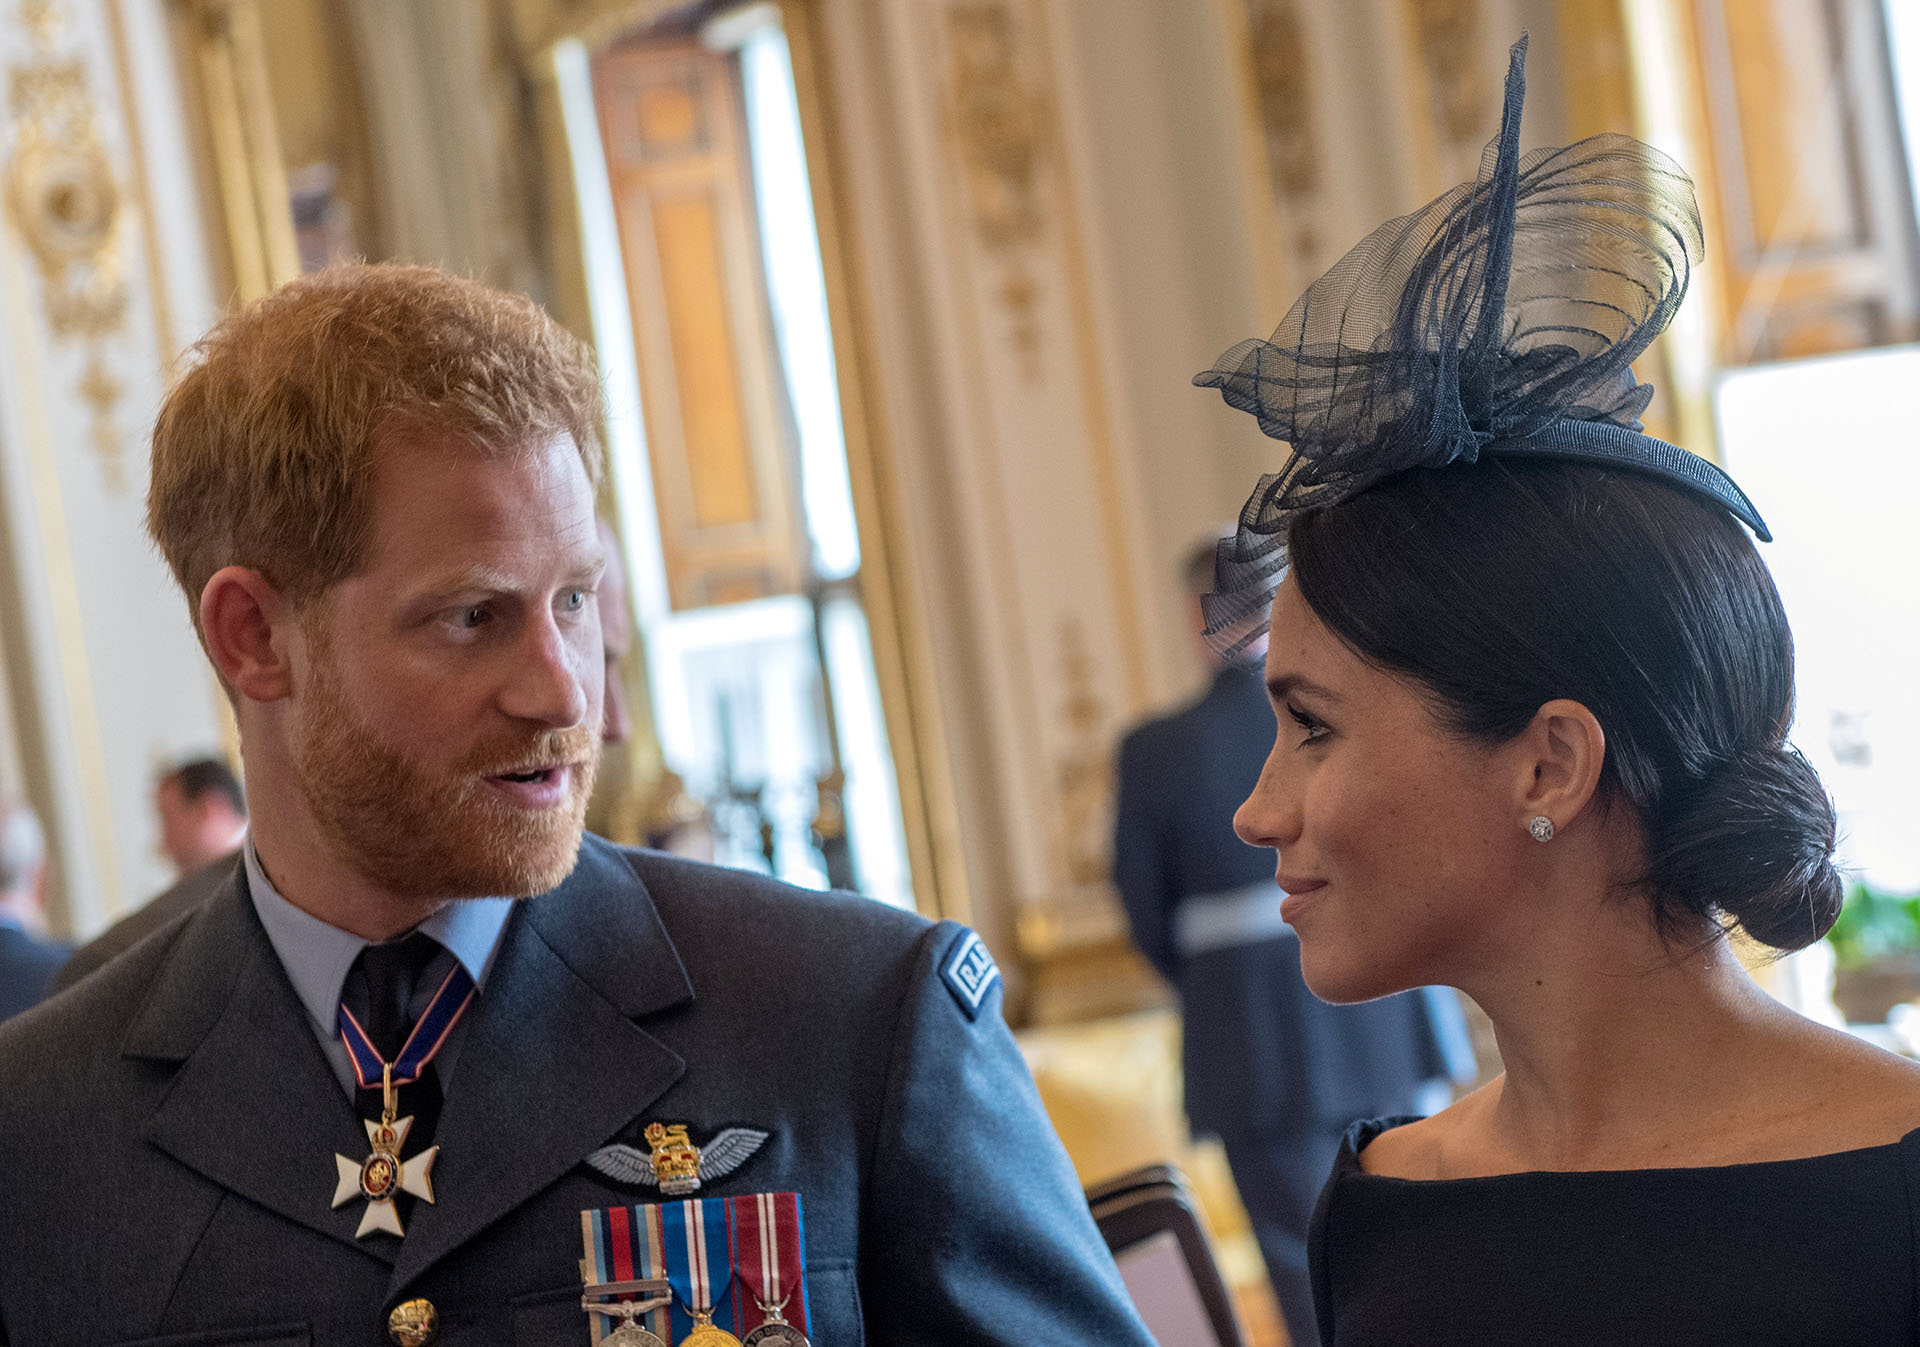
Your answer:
[1354,1080,1502,1179]
[1359,1023,1920,1179]
[1753,1016,1920,1153]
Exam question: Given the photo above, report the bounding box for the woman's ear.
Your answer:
[1515,699,1607,834]
[199,567,294,703]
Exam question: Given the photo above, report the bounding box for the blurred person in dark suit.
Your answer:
[54,759,246,991]
[1113,538,1474,1347]
[0,800,66,1022]
[155,757,248,875]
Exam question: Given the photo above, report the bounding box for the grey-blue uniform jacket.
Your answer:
[0,836,1154,1346]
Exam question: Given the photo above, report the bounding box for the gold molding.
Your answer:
[945,2,1048,368]
[1051,616,1110,889]
[190,0,298,302]
[781,0,975,924]
[1617,0,1721,462]
[1236,0,1323,270]
[508,0,683,64]
[0,232,127,923]
[5,0,131,490]
[103,0,178,367]
[1028,0,1150,719]
[1404,0,1491,151]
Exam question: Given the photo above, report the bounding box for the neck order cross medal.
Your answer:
[329,962,476,1238]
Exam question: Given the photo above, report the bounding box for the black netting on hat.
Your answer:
[1195,34,1767,656]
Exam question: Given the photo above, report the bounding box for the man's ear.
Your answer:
[1515,698,1607,834]
[199,567,295,703]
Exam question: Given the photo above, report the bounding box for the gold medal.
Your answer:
[682,1314,745,1347]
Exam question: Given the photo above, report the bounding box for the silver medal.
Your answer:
[583,1290,670,1347]
[602,1328,667,1347]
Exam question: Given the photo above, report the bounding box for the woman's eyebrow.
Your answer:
[1267,672,1341,704]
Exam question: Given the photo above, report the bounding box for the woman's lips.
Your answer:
[1277,875,1326,922]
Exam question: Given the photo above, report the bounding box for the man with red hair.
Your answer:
[0,265,1150,1346]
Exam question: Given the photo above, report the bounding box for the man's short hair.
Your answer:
[147,264,605,627]
[163,758,246,819]
[0,803,45,896]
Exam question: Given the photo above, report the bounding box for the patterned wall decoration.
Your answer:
[814,0,1162,974]
[1052,616,1109,889]
[0,0,228,930]
[5,0,127,488]
[1240,0,1323,264]
[1408,0,1490,151]
[946,2,1050,369]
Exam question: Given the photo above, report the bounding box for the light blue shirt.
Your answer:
[243,838,514,1099]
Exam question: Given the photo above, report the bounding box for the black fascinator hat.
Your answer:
[1196,34,1768,655]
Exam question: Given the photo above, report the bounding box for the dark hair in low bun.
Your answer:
[1288,456,1843,951]
[1644,746,1843,951]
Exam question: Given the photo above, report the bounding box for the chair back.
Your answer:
[1087,1164,1247,1347]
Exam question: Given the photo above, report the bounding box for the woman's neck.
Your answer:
[1461,901,1789,1172]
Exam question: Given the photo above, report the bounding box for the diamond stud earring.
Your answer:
[1527,816,1555,843]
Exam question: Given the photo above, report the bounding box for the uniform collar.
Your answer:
[242,837,513,1041]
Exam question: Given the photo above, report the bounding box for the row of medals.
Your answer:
[584,1285,810,1347]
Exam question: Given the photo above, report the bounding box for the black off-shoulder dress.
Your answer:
[1310,1116,1920,1346]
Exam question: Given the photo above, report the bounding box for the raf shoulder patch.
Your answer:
[941,928,1001,1020]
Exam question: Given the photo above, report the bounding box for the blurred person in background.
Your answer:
[0,800,65,1022]
[155,756,249,876]
[596,517,634,747]
[1113,537,1473,1347]
[54,758,248,991]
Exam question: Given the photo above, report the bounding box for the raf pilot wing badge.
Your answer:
[585,1121,771,1196]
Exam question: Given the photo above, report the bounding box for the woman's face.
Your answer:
[1234,577,1533,1002]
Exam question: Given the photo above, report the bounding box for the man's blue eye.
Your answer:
[565,590,587,612]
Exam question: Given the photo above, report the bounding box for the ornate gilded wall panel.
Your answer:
[793,0,1165,1006]
[0,0,226,931]
[6,0,127,487]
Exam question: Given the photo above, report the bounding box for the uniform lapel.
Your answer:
[130,868,395,1267]
[388,838,693,1292]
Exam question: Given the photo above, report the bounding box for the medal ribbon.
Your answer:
[663,1196,736,1338]
[336,961,477,1090]
[729,1192,809,1335]
[579,1204,672,1344]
